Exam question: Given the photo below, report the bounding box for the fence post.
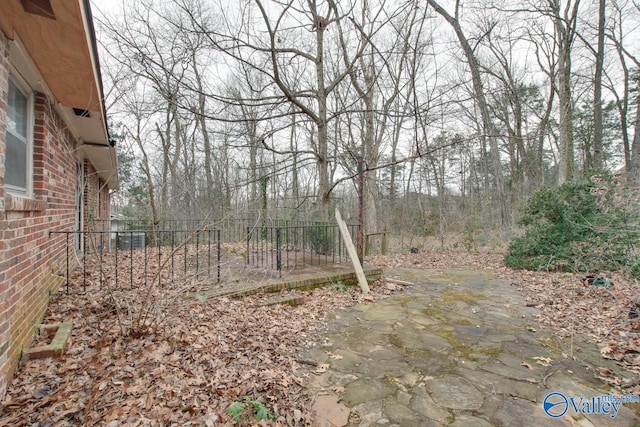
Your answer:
[115,231,119,289]
[365,234,370,256]
[382,230,387,255]
[207,230,211,279]
[217,229,221,284]
[246,226,250,266]
[130,232,134,289]
[276,227,282,277]
[65,233,70,293]
[195,231,200,278]
[82,231,87,292]
[357,155,364,264]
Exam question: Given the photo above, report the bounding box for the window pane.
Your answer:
[8,80,27,137]
[6,132,27,189]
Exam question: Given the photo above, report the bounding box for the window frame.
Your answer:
[5,71,34,197]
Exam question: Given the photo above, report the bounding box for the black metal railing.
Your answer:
[99,218,339,243]
[245,223,359,275]
[50,229,221,293]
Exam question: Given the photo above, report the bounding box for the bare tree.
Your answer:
[426,0,511,228]
[592,0,606,170]
[548,0,581,184]
[95,0,640,242]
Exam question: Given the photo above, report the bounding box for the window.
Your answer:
[6,76,33,194]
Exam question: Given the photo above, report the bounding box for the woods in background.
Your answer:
[95,0,640,244]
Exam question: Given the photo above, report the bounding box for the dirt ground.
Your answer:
[0,247,639,425]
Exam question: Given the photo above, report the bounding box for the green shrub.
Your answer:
[306,223,333,254]
[504,178,639,275]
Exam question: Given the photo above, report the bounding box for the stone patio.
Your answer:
[305,267,640,426]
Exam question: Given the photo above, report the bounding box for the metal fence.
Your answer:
[98,218,338,243]
[50,229,221,293]
[246,223,360,276]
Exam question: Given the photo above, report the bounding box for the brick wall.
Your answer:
[0,31,110,398]
[0,32,8,399]
[84,161,109,232]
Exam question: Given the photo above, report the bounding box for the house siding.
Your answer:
[0,31,110,398]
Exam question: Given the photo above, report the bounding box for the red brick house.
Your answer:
[0,0,117,397]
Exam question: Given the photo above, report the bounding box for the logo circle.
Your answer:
[543,392,569,418]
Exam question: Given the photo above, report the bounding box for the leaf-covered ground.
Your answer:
[1,249,639,425]
[0,262,397,426]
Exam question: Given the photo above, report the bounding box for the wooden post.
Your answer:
[357,156,364,264]
[335,208,370,293]
[381,230,387,255]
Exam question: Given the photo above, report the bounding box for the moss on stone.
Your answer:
[440,290,486,304]
[434,330,502,359]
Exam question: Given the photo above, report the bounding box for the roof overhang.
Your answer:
[0,0,118,189]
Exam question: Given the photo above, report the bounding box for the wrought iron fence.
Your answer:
[50,229,221,293]
[99,218,339,243]
[245,223,360,276]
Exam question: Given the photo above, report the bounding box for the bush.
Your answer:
[306,223,333,254]
[504,177,639,275]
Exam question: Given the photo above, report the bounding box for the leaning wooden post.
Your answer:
[335,208,370,294]
[357,156,364,264]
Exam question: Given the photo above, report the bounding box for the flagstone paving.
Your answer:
[306,267,640,426]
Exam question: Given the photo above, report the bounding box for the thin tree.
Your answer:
[592,0,606,170]
[426,0,511,228]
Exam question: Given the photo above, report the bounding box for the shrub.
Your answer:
[306,223,333,254]
[504,177,639,275]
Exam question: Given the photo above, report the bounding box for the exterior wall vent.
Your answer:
[72,108,90,118]
[20,0,55,19]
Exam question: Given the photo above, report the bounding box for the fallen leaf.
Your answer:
[314,364,330,374]
[4,249,639,425]
[533,356,553,367]
[596,367,614,377]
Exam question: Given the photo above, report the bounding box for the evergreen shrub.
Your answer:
[504,176,639,275]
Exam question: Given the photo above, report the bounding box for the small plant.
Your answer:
[461,232,477,252]
[334,280,348,292]
[226,396,275,424]
[226,401,245,423]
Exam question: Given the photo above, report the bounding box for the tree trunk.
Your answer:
[134,120,159,227]
[426,0,511,228]
[192,51,214,202]
[629,100,640,185]
[553,0,580,184]
[557,47,575,184]
[315,18,330,221]
[362,68,378,235]
[290,115,299,207]
[592,0,606,170]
